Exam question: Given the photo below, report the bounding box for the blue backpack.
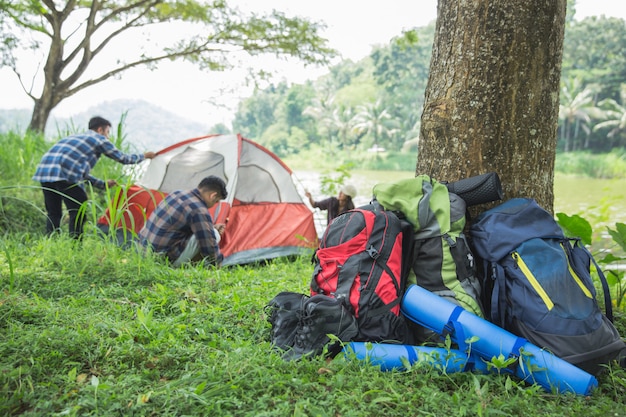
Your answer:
[469,198,626,375]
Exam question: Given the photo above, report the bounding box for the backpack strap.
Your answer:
[442,304,527,372]
[443,306,467,347]
[442,306,475,372]
[340,244,402,317]
[368,253,403,316]
[567,239,614,322]
[366,297,401,317]
[334,255,361,302]
[591,255,613,322]
[310,258,323,294]
[443,233,464,269]
[490,262,507,328]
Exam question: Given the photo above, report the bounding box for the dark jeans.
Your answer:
[41,181,88,238]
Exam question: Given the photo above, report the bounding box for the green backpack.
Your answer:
[373,175,484,339]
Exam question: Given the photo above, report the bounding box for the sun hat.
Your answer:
[340,184,357,199]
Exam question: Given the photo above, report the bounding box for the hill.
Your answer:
[0,99,218,151]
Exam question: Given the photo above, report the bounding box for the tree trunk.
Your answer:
[416,0,566,213]
[29,96,55,133]
[28,22,65,133]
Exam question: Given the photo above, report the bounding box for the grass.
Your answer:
[555,149,626,179]
[1,233,626,416]
[1,130,626,415]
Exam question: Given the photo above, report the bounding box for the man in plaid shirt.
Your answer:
[32,116,156,237]
[139,176,228,267]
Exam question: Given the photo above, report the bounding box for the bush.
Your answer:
[556,149,626,179]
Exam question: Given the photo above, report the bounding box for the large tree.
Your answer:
[416,0,566,212]
[0,0,334,133]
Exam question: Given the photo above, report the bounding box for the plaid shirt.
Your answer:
[32,130,145,189]
[139,188,222,265]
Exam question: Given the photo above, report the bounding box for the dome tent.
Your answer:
[98,134,318,266]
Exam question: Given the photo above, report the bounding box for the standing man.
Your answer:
[32,116,156,238]
[139,175,228,267]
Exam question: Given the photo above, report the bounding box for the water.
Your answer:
[295,170,626,239]
[554,175,626,224]
[294,169,415,207]
[294,169,416,236]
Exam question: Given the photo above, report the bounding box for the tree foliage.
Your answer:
[0,0,335,132]
[562,16,626,99]
[233,83,289,140]
[594,86,626,149]
[370,24,435,143]
[230,3,626,163]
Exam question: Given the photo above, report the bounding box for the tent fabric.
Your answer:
[98,134,317,265]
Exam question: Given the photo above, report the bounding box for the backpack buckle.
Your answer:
[443,233,456,248]
[366,245,379,259]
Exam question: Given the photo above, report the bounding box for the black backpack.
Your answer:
[469,198,626,375]
[310,203,412,343]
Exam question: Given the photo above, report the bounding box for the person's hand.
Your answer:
[106,179,118,188]
[215,223,226,235]
[305,190,312,198]
[144,151,156,159]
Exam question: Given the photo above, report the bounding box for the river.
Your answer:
[295,170,626,238]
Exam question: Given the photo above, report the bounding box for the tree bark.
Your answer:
[28,8,66,133]
[29,88,59,133]
[416,0,566,213]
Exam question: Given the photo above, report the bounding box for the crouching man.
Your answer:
[139,175,227,267]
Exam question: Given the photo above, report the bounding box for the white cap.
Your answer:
[340,184,357,198]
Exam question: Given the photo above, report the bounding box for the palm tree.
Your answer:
[303,92,338,149]
[558,78,600,151]
[353,100,395,149]
[594,88,626,149]
[330,106,358,150]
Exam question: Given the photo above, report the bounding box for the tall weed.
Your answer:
[0,116,149,235]
[556,149,626,179]
[0,131,48,184]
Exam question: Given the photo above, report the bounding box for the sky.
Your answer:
[1,0,625,128]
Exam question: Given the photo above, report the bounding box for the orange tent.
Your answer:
[98,134,318,265]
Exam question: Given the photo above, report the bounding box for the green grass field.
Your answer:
[1,237,625,416]
[1,132,626,416]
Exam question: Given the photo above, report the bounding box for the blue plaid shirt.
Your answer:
[139,188,222,265]
[32,130,145,189]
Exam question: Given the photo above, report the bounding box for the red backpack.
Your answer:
[310,204,412,343]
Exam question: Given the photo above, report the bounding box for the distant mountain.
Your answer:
[0,99,221,151]
[0,109,31,133]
